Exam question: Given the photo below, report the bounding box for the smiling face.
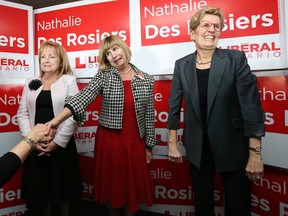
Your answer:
[190,14,222,51]
[40,47,61,75]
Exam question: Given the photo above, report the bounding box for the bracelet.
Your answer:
[23,136,36,149]
[249,146,262,152]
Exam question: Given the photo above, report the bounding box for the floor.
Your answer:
[80,200,166,216]
[21,199,166,216]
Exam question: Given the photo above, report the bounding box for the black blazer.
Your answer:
[167,48,265,172]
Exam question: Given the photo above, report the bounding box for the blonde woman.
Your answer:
[45,35,157,216]
[17,41,82,216]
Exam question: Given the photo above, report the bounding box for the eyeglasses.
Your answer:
[200,20,223,32]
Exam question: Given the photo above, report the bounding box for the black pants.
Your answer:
[23,200,80,216]
[189,142,252,216]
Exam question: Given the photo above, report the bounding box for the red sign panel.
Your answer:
[140,0,279,46]
[35,0,130,53]
[257,76,288,135]
[0,5,28,54]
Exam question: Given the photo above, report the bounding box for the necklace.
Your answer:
[120,65,131,74]
[42,76,59,84]
[196,59,212,65]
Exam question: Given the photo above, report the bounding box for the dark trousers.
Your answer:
[24,200,80,216]
[189,142,252,216]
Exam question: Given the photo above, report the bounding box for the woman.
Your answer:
[167,7,265,216]
[0,124,55,188]
[17,41,82,216]
[45,35,157,216]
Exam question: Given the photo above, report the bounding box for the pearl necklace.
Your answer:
[196,59,212,65]
[120,65,131,74]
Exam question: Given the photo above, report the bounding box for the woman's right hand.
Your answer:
[28,123,56,144]
[45,107,73,135]
[45,118,59,136]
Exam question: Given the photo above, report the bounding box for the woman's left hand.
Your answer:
[168,142,183,163]
[36,141,59,156]
[146,148,153,164]
[245,152,264,182]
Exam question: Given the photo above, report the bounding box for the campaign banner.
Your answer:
[79,154,95,200]
[0,84,23,133]
[34,0,130,78]
[0,168,25,212]
[35,0,130,52]
[140,0,279,46]
[1,75,288,215]
[255,71,288,170]
[74,81,101,153]
[136,0,285,74]
[0,1,34,79]
[32,0,287,78]
[141,158,225,215]
[252,165,288,216]
[1,0,288,214]
[286,1,288,67]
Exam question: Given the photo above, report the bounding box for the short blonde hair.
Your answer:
[189,7,225,32]
[38,40,73,77]
[98,35,132,71]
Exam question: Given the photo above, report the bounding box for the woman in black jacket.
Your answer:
[167,7,265,216]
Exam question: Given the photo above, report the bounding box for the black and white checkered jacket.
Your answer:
[66,63,157,148]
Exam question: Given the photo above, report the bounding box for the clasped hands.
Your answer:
[35,140,58,156]
[32,122,58,156]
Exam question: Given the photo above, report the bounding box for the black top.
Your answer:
[21,90,82,207]
[196,68,213,161]
[0,152,21,187]
[196,68,210,130]
[35,90,54,123]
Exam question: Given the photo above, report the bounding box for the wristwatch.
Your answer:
[249,146,262,152]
